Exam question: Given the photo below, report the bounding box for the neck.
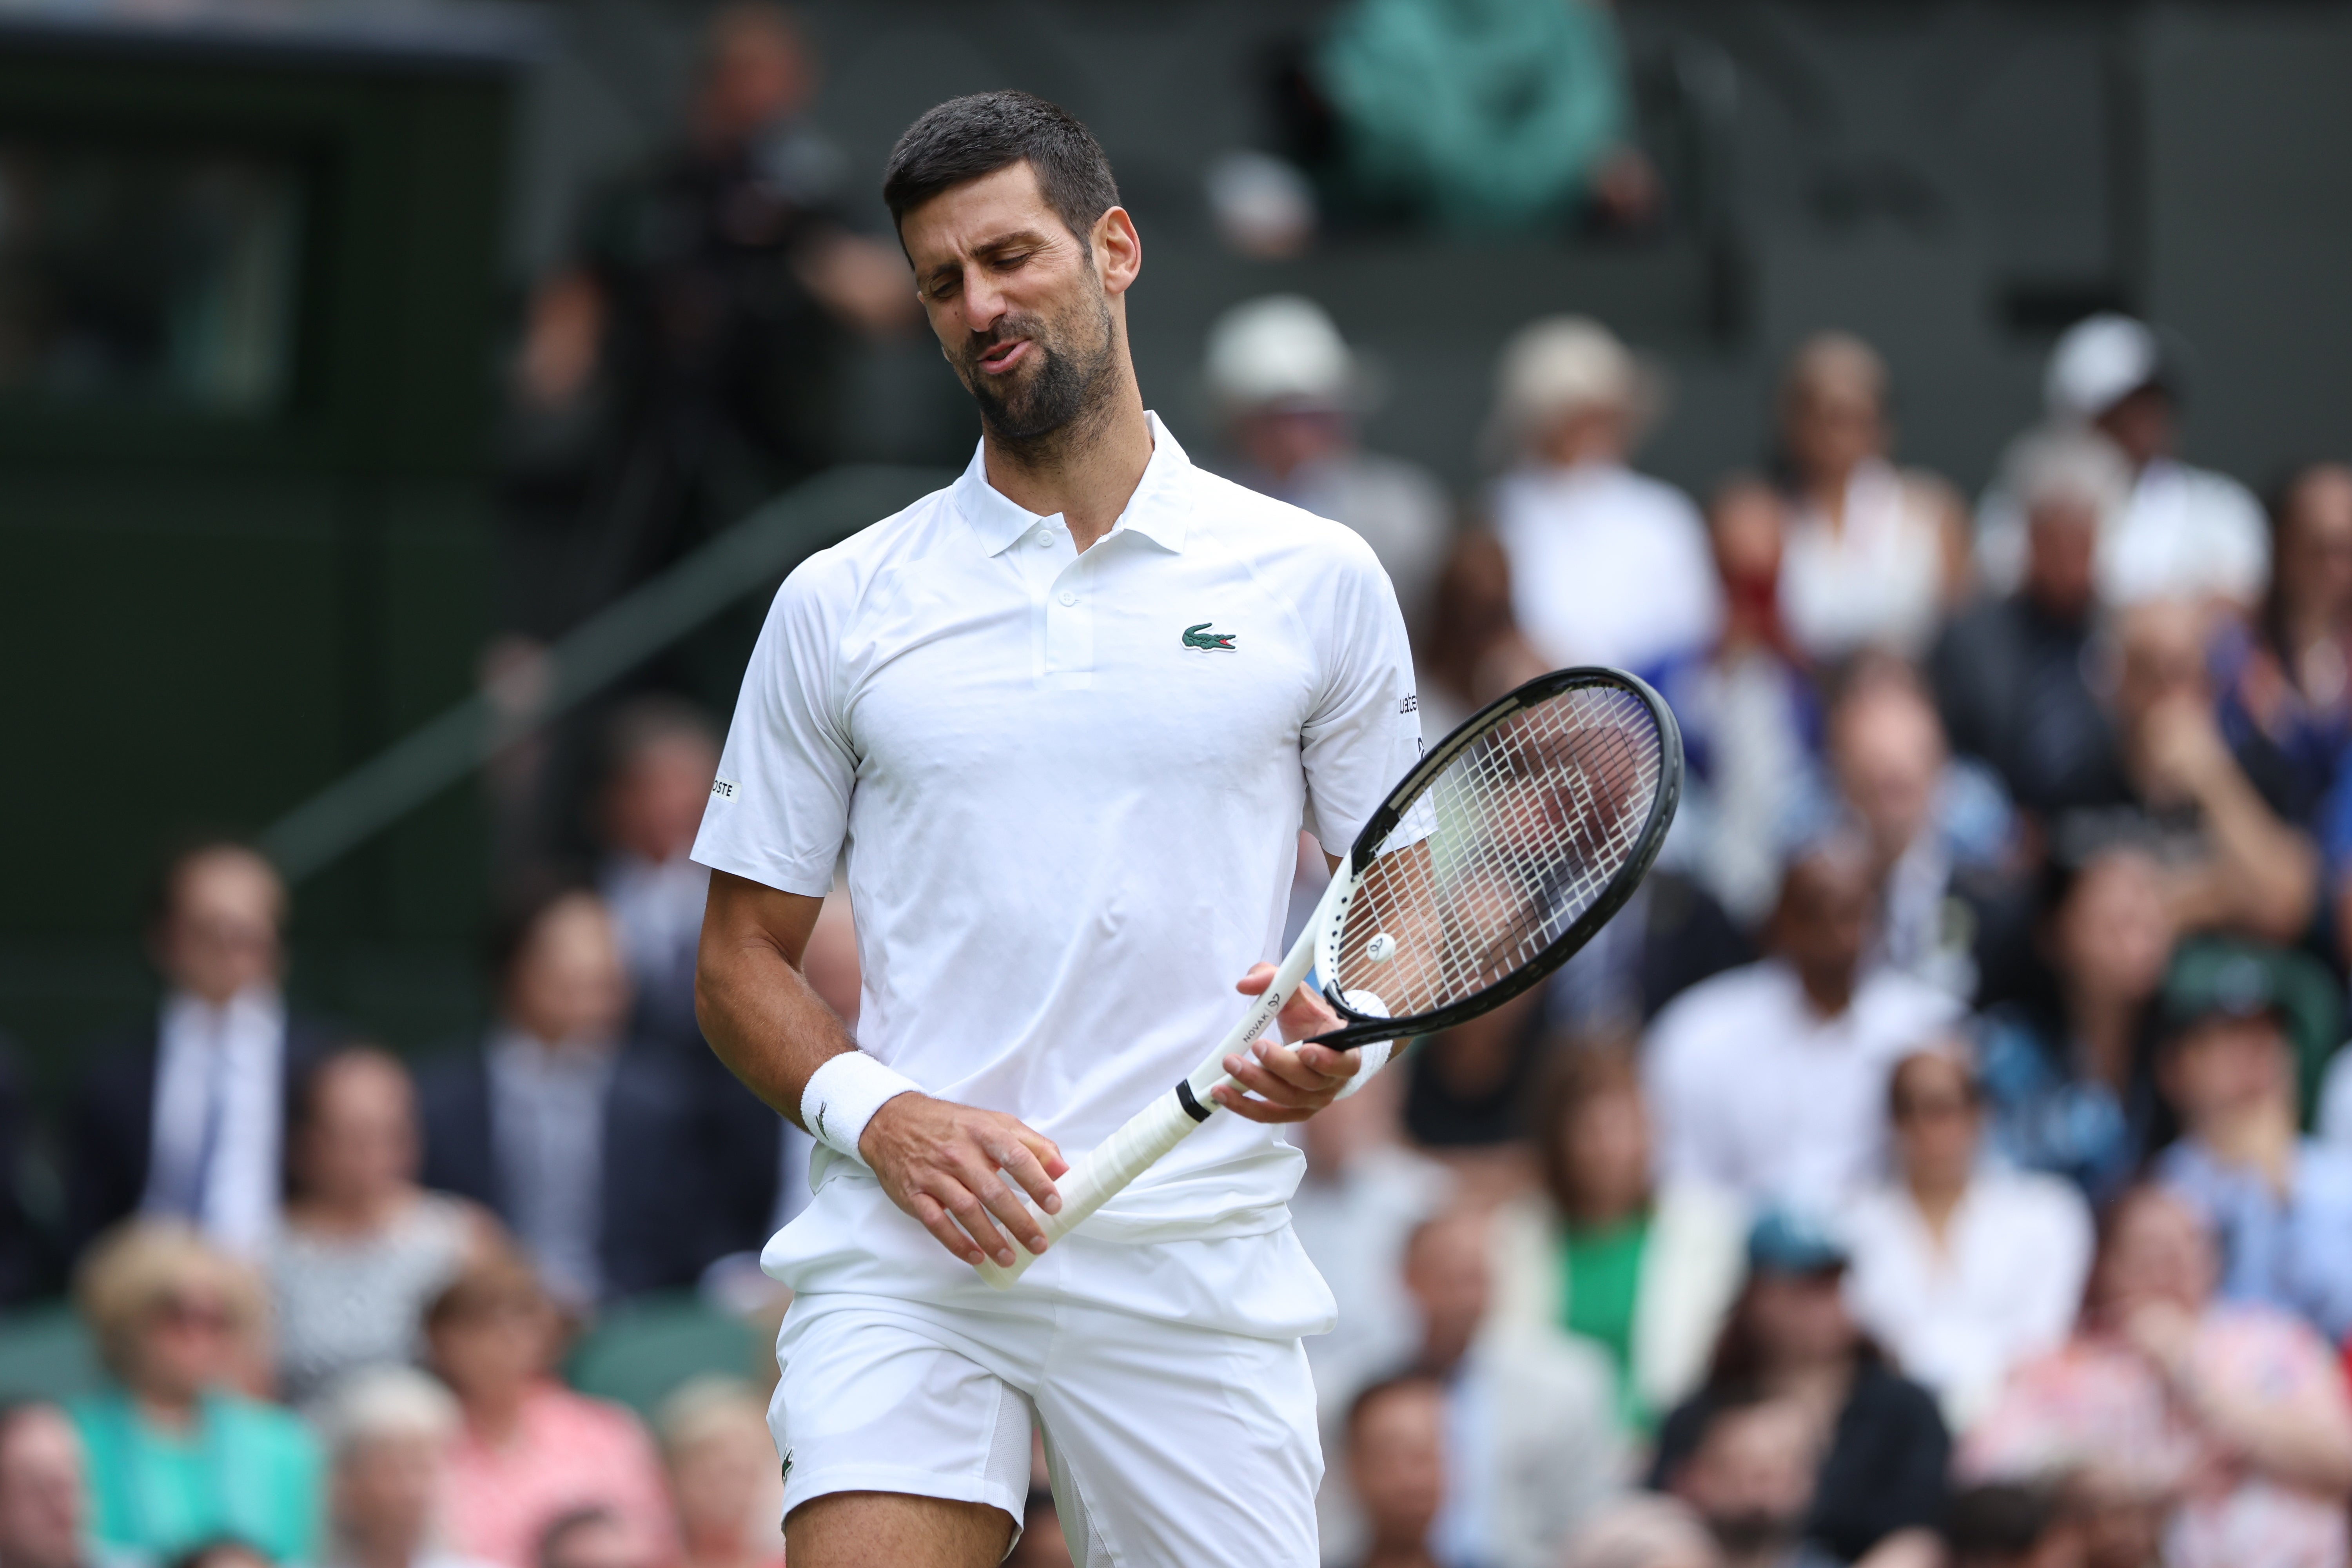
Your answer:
[2067,989,2140,1089]
[981,370,1153,551]
[1806,461,1857,525]
[136,1390,201,1433]
[1906,1166,1969,1240]
[1797,967,1855,1017]
[350,1529,420,1568]
[1361,1541,1439,1568]
[464,1381,530,1445]
[294,1183,410,1237]
[2204,1103,2298,1191]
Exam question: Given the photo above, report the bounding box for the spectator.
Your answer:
[69,1223,323,1565]
[1841,1045,2094,1429]
[70,842,336,1258]
[2096,599,2317,943]
[1962,1186,2352,1568]
[1932,434,2133,817]
[1326,1209,1621,1568]
[1646,835,1960,1209]
[1773,333,1972,664]
[504,3,909,636]
[273,1049,501,1409]
[1651,1210,1951,1566]
[419,884,759,1307]
[1417,528,1547,740]
[1485,317,1721,673]
[1662,1392,1838,1568]
[1644,477,1824,927]
[1939,1483,2084,1568]
[321,1367,498,1568]
[169,1544,271,1568]
[594,700,722,1054]
[2150,939,2352,1340]
[1288,1063,1453,1428]
[1340,1376,1448,1568]
[1313,0,1653,234]
[1979,314,2267,611]
[1202,296,1451,638]
[1976,845,2176,1204]
[1490,1044,1745,1434]
[2221,463,2352,822]
[654,1378,782,1568]
[1820,660,2016,999]
[1558,1497,1723,1568]
[0,1404,99,1568]
[534,1512,641,1568]
[426,1254,675,1568]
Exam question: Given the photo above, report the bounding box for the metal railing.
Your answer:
[260,463,949,883]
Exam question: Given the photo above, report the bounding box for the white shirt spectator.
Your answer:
[1644,960,1960,1209]
[142,984,286,1257]
[1979,449,2268,607]
[1780,457,1947,661]
[1842,1166,2094,1430]
[1290,1143,1453,1420]
[2320,1048,2352,1150]
[1492,461,1720,672]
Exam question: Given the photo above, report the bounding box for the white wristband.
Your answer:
[1333,1039,1393,1099]
[801,1052,923,1165]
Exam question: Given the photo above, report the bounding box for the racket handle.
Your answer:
[973,1084,1211,1288]
[973,868,1351,1289]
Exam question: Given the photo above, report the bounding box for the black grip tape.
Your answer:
[1175,1078,1212,1123]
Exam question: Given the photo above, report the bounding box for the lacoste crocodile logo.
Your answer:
[1182,622,1238,651]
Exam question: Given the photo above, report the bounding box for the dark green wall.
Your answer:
[0,40,516,1062]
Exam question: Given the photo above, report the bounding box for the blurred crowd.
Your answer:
[1243,289,2352,1568]
[2,5,2348,1568]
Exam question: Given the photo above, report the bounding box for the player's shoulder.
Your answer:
[775,481,970,616]
[1185,468,1388,581]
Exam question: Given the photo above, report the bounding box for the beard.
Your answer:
[952,291,1119,457]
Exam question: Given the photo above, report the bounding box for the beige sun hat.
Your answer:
[1486,315,1667,459]
[1202,294,1370,416]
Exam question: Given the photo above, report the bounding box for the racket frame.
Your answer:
[972,666,1682,1288]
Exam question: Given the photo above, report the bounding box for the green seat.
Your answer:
[0,1301,103,1404]
[564,1292,758,1422]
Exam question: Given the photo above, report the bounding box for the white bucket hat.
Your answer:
[1202,294,1367,415]
[1488,315,1665,457]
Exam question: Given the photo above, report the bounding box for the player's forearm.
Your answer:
[697,935,856,1128]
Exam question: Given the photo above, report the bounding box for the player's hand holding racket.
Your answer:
[976,665,1683,1287]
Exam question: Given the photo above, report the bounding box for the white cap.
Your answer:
[1490,315,1662,451]
[1202,295,1360,414]
[2045,312,2164,420]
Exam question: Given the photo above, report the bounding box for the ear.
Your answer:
[1091,205,1142,299]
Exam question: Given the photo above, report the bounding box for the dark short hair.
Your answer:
[483,871,597,982]
[1942,1481,2065,1566]
[1344,1372,1444,1439]
[882,91,1120,245]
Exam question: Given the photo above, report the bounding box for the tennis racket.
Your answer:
[975,665,1682,1287]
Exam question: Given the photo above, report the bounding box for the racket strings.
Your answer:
[1333,686,1662,1018]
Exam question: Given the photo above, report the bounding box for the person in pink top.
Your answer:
[425,1253,678,1568]
[1961,1185,2352,1568]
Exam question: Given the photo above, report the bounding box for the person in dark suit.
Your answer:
[67,842,336,1258]
[417,882,778,1307]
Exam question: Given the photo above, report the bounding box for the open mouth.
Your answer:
[977,338,1031,375]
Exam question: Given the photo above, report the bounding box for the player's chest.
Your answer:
[837,553,1317,788]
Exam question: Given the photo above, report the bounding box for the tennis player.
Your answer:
[692,91,1422,1567]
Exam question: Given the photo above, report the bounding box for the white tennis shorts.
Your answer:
[771,1272,1324,1566]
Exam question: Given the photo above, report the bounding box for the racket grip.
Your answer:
[975,1085,1209,1288]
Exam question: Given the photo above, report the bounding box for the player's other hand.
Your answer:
[1212,965,1361,1124]
[861,1096,1068,1268]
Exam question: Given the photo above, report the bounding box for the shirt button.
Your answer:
[1058,590,1078,606]
[1035,530,1052,546]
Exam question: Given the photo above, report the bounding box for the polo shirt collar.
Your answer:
[953,410,1192,556]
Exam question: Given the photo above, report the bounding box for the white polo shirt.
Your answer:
[693,415,1422,1279]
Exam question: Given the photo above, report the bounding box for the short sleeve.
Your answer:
[1299,545,1423,853]
[691,557,857,897]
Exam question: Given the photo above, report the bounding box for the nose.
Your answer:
[956,269,1011,338]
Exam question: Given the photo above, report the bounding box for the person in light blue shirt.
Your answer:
[2153,939,2352,1342]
